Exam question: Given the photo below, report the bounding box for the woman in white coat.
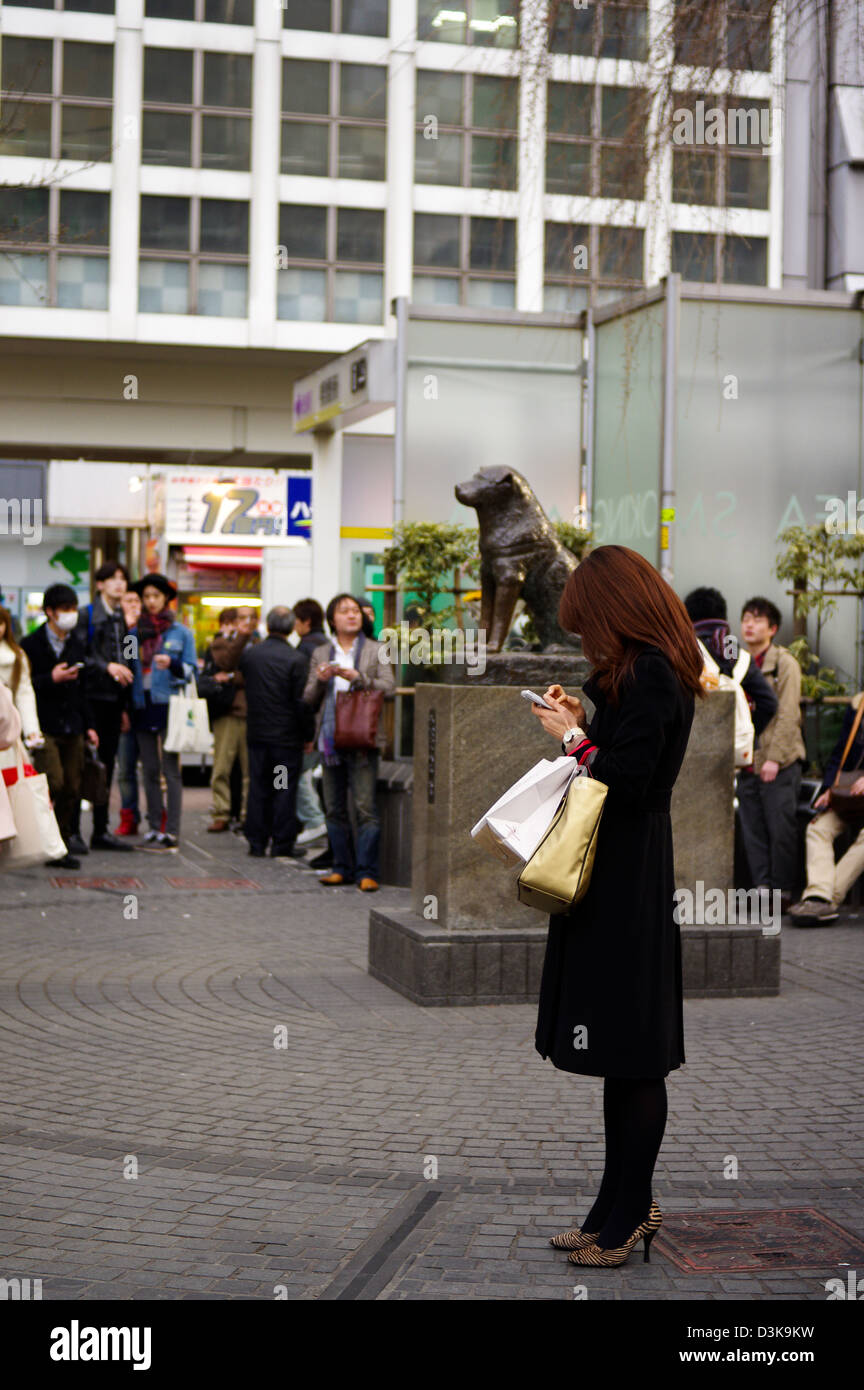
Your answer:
[0,680,23,843]
[0,606,42,745]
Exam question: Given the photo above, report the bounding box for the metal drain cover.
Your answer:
[657,1208,864,1272]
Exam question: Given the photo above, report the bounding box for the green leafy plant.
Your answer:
[786,636,849,700]
[384,521,479,631]
[775,524,864,669]
[551,522,593,561]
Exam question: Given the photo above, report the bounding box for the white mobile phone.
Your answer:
[521,688,553,710]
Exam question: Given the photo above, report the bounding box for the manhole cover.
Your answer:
[658,1208,864,1272]
[164,877,261,890]
[51,877,145,890]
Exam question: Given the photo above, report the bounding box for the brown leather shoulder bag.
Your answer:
[829,698,864,822]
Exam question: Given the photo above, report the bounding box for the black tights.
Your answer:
[582,1076,668,1249]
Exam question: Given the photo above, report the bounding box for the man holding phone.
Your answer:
[22,584,99,869]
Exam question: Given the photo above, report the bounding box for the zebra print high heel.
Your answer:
[566,1200,663,1267]
[549,1225,600,1251]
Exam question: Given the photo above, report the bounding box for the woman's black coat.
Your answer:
[535,645,696,1079]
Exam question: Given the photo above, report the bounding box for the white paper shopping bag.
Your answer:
[0,741,67,868]
[164,679,213,755]
[470,755,582,865]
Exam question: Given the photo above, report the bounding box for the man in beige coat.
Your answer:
[737,597,806,903]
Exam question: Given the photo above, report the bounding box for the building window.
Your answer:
[277,204,384,324]
[0,186,110,308]
[281,61,387,180]
[7,1,115,11]
[145,0,254,21]
[671,231,768,285]
[415,71,518,190]
[674,1,771,72]
[282,0,389,37]
[418,0,518,47]
[142,49,252,170]
[0,36,114,162]
[413,213,516,308]
[548,1,648,61]
[546,83,647,201]
[138,195,249,315]
[671,93,771,210]
[543,220,644,310]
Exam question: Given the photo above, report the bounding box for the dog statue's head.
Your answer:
[455,466,535,511]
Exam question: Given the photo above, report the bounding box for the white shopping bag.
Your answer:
[471,755,583,866]
[164,679,213,755]
[0,741,67,868]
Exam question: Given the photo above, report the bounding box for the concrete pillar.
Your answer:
[384,0,417,320]
[516,0,547,312]
[645,0,674,286]
[110,0,144,337]
[249,0,282,345]
[311,429,343,603]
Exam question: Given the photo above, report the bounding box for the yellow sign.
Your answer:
[340,526,393,540]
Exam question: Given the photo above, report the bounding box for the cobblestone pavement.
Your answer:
[1,790,862,1301]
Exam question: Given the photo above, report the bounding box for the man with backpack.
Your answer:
[684,588,778,766]
[71,560,135,852]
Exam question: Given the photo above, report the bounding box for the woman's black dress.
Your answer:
[535,645,695,1079]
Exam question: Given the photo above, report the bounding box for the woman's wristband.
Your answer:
[564,735,598,770]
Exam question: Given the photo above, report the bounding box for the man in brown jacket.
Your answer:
[737,596,806,902]
[207,605,258,832]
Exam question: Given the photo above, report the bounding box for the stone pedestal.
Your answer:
[449,650,591,690]
[368,682,781,1004]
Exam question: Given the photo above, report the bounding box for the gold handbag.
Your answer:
[517,773,608,915]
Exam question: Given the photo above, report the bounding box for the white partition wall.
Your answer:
[403,306,584,528]
[588,282,864,679]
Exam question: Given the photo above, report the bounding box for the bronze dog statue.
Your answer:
[455,467,581,652]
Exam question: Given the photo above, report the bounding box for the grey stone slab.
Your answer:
[410,683,735,931]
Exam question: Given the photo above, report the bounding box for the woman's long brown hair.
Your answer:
[559,545,705,703]
[0,605,25,696]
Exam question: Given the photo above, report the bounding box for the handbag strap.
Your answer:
[833,697,864,784]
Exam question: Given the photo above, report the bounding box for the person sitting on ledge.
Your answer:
[788,689,864,925]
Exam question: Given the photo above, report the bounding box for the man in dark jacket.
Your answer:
[22,583,99,870]
[788,691,864,923]
[239,606,314,859]
[684,587,778,734]
[71,560,134,852]
[293,598,327,660]
[292,599,329,847]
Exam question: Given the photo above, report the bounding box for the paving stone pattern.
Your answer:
[0,792,862,1300]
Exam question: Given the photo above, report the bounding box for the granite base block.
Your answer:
[368,904,547,1006]
[368,895,780,1005]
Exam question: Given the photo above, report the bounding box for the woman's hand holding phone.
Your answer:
[545,685,587,729]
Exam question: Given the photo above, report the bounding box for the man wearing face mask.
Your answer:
[21,584,99,870]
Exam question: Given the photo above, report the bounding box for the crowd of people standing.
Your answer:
[0,566,395,891]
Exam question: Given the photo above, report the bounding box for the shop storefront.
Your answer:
[175,546,263,651]
[163,467,312,653]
